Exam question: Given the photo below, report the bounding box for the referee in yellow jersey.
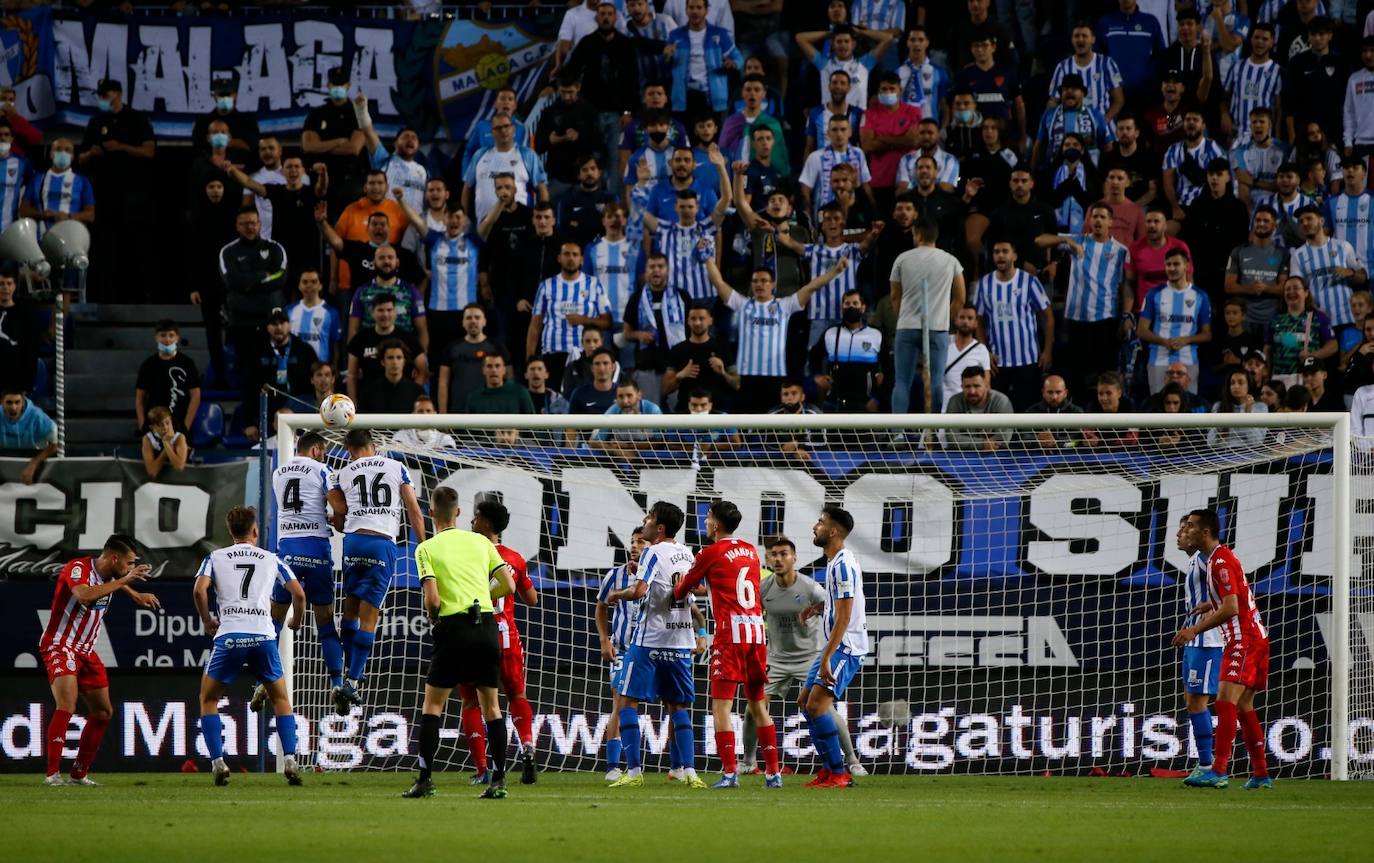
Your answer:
[403,486,516,800]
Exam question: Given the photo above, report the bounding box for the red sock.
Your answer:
[462,706,487,772]
[1213,700,1238,776]
[510,697,534,749]
[758,724,780,776]
[71,717,109,779]
[1239,710,1269,779]
[716,730,738,775]
[45,709,72,777]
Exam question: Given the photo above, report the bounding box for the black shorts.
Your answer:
[427,613,501,690]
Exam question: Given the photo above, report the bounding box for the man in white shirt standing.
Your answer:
[889,215,966,413]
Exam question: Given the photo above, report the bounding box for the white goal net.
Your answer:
[273,412,1372,780]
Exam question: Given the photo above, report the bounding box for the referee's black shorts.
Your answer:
[427,612,501,690]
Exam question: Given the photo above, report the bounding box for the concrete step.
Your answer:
[64,416,142,447]
[73,326,209,352]
[70,304,203,325]
[65,348,211,377]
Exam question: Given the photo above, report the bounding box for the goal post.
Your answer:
[275,410,1364,780]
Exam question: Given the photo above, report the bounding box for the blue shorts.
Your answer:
[206,634,283,685]
[272,537,335,606]
[804,647,863,699]
[618,644,695,706]
[609,652,629,694]
[1182,645,1223,695]
[342,533,397,608]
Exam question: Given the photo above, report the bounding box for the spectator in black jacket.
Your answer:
[359,339,425,414]
[564,3,640,197]
[218,206,288,369]
[535,71,603,204]
[135,319,201,436]
[241,309,318,442]
[188,177,240,385]
[557,155,618,246]
[1182,159,1250,303]
[0,267,37,396]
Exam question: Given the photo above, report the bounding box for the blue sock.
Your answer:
[273,617,284,637]
[1190,710,1215,765]
[606,737,623,771]
[199,714,224,760]
[807,711,845,772]
[672,709,694,772]
[276,714,298,756]
[340,618,359,672]
[347,628,375,682]
[618,707,641,770]
[318,622,344,687]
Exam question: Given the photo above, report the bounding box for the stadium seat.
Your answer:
[32,358,49,398]
[189,402,224,449]
[221,402,255,449]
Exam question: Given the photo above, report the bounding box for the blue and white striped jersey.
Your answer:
[1141,283,1212,366]
[1272,191,1316,248]
[973,269,1051,368]
[727,291,801,377]
[623,144,673,191]
[532,273,612,355]
[1064,236,1130,323]
[597,562,644,651]
[850,0,905,32]
[804,241,865,320]
[628,540,696,650]
[823,548,869,657]
[798,145,871,215]
[196,544,294,639]
[423,228,480,313]
[1230,138,1288,212]
[1203,9,1250,87]
[285,301,341,363]
[1289,238,1364,326]
[1325,192,1374,267]
[272,455,333,541]
[0,154,28,231]
[26,169,94,235]
[653,219,716,302]
[896,147,960,189]
[1224,57,1282,134]
[1035,104,1117,163]
[1047,54,1124,112]
[584,235,640,326]
[805,104,865,149]
[463,144,546,225]
[1163,137,1228,207]
[1183,549,1224,648]
[369,143,429,214]
[897,58,952,123]
[330,455,413,538]
[460,117,531,174]
[815,53,878,109]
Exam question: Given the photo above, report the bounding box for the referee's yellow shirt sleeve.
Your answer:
[417,542,433,580]
[487,536,505,575]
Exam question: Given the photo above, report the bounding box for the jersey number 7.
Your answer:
[235,563,255,600]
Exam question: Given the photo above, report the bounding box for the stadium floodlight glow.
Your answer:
[277,411,1361,780]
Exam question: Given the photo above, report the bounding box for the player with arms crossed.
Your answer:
[1175,515,1223,781]
[673,499,781,788]
[404,486,516,800]
[193,506,306,786]
[40,534,159,785]
[595,525,648,781]
[457,498,541,786]
[800,505,869,788]
[741,536,864,777]
[252,431,341,711]
[327,428,427,712]
[605,501,704,788]
[1172,508,1272,789]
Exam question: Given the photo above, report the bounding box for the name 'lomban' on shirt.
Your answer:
[331,455,413,536]
[196,544,295,639]
[272,455,332,540]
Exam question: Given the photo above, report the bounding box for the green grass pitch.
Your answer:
[4,772,1374,862]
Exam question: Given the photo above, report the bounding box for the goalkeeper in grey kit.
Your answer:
[741,536,863,775]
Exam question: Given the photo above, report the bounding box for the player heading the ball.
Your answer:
[1172,509,1273,790]
[673,499,781,788]
[40,534,159,786]
[193,506,306,787]
[327,428,427,714]
[606,501,704,789]
[801,505,869,789]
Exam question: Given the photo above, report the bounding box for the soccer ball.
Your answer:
[320,394,356,429]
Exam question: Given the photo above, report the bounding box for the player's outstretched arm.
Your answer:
[73,562,149,607]
[402,483,427,544]
[326,487,347,532]
[285,577,307,631]
[672,554,709,601]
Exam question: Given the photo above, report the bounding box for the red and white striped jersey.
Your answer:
[675,538,766,646]
[39,557,110,655]
[1204,544,1269,647]
[493,544,534,652]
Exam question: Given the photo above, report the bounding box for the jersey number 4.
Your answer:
[282,478,303,513]
[351,473,393,508]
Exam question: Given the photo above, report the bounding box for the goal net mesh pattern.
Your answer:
[272,417,1372,779]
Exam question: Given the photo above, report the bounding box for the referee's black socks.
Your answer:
[486,716,508,780]
[418,713,441,782]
